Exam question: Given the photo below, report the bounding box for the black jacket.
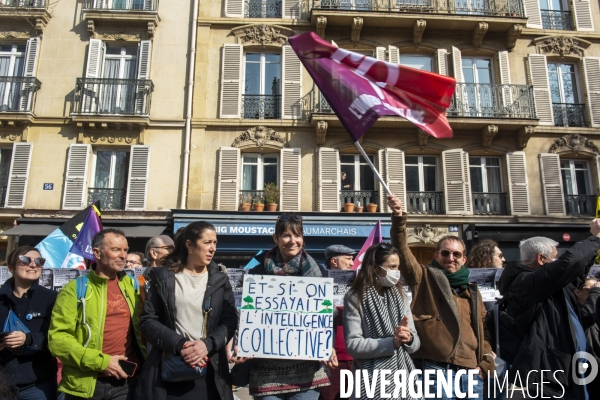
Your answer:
[0,279,57,388]
[499,236,600,400]
[135,263,237,400]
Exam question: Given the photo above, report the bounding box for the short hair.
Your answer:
[466,239,498,269]
[519,236,558,266]
[92,228,126,251]
[326,256,337,269]
[127,252,145,264]
[145,235,170,260]
[435,235,466,253]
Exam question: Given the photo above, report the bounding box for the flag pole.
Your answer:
[354,141,392,195]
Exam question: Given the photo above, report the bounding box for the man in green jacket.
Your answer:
[49,228,146,399]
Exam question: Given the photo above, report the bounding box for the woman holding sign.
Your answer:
[343,242,420,399]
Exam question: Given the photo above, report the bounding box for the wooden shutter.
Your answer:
[282,45,302,120]
[388,46,399,64]
[220,45,242,118]
[135,40,152,115]
[539,153,565,215]
[125,146,150,211]
[573,0,594,31]
[506,151,531,215]
[378,148,406,213]
[283,0,301,18]
[62,144,91,210]
[462,151,473,214]
[317,147,339,212]
[583,57,600,127]
[280,148,301,211]
[19,37,41,111]
[451,46,464,83]
[436,49,448,75]
[375,47,386,61]
[82,39,105,113]
[528,54,554,125]
[497,51,513,109]
[523,0,543,29]
[442,149,472,215]
[216,147,240,211]
[5,143,33,209]
[224,0,244,17]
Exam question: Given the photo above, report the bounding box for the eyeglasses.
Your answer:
[541,254,556,262]
[125,260,142,267]
[277,214,303,222]
[495,253,504,259]
[17,255,45,267]
[439,250,463,259]
[153,245,174,251]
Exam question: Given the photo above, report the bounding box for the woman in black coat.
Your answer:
[135,221,237,400]
[0,246,57,399]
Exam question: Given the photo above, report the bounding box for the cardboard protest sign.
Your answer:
[39,269,53,289]
[328,270,356,307]
[52,269,80,291]
[0,266,10,284]
[227,268,245,307]
[237,275,335,361]
[469,268,500,302]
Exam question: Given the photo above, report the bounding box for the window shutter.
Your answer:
[497,51,513,111]
[538,153,565,215]
[451,47,463,83]
[528,54,554,125]
[523,0,543,29]
[583,57,600,127]
[216,147,240,211]
[436,49,448,75]
[62,144,90,210]
[5,143,33,209]
[282,45,302,120]
[83,39,105,113]
[378,148,406,213]
[317,147,339,212]
[506,151,531,215]
[375,47,386,61]
[220,45,242,118]
[280,148,301,211]
[224,0,244,17]
[462,151,473,214]
[125,145,151,211]
[388,46,399,64]
[135,40,152,115]
[282,0,301,18]
[20,37,41,111]
[573,0,594,31]
[442,149,471,215]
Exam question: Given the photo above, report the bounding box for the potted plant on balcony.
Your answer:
[366,203,378,212]
[344,202,355,213]
[355,201,363,213]
[240,202,251,211]
[253,198,265,212]
[263,182,280,212]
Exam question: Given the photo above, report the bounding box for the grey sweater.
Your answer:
[343,288,420,369]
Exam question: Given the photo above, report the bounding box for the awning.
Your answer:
[105,225,165,238]
[3,224,165,238]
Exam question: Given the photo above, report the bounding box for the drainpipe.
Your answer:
[179,0,199,209]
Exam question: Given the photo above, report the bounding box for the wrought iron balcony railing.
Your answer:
[565,194,596,217]
[0,76,41,113]
[88,188,126,210]
[472,192,508,215]
[448,83,536,119]
[0,0,46,7]
[340,190,379,207]
[83,0,156,11]
[407,191,443,214]
[541,9,573,30]
[312,0,524,17]
[0,186,6,208]
[239,190,265,210]
[246,0,281,17]
[313,91,334,114]
[553,103,585,127]
[72,78,153,116]
[242,95,281,119]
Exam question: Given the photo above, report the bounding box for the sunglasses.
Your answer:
[18,255,46,267]
[277,214,303,222]
[439,250,463,259]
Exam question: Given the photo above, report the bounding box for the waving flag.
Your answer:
[60,205,103,268]
[288,32,456,140]
[353,220,383,271]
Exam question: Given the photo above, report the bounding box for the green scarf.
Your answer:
[431,260,470,288]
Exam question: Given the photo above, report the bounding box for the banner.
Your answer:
[227,268,246,307]
[328,269,356,307]
[353,220,383,270]
[469,268,500,302]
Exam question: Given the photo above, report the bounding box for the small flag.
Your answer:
[244,250,264,270]
[353,220,383,270]
[60,206,103,269]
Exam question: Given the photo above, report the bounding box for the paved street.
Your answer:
[234,386,252,400]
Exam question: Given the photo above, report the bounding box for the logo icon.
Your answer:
[572,351,598,385]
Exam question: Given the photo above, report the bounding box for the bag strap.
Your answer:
[76,275,88,303]
[202,292,212,337]
[494,302,501,358]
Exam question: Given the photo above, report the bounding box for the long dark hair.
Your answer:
[166,221,216,273]
[6,246,40,272]
[350,242,404,302]
[465,239,497,269]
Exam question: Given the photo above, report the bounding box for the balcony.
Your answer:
[553,103,585,127]
[72,78,153,117]
[0,0,51,33]
[82,0,160,36]
[0,186,6,208]
[242,95,281,119]
[246,0,281,17]
[88,188,126,210]
[0,77,41,114]
[340,190,379,208]
[313,91,333,114]
[541,9,573,30]
[564,194,596,217]
[448,83,536,119]
[407,191,443,214]
[83,0,156,10]
[0,0,45,7]
[239,190,264,210]
[472,192,507,215]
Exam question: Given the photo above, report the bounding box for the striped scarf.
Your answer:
[361,285,421,400]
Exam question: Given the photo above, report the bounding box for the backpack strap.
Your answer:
[128,275,139,291]
[76,275,88,303]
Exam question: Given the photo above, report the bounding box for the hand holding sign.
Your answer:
[321,348,339,369]
[393,316,412,347]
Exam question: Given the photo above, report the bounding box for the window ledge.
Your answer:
[71,114,150,128]
[83,10,160,37]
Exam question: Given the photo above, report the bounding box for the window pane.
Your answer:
[574,161,586,169]
[264,54,281,96]
[242,165,257,190]
[359,164,375,191]
[400,55,432,72]
[113,152,129,189]
[485,157,500,167]
[341,166,354,190]
[422,156,437,165]
[0,149,12,187]
[264,157,278,164]
[423,166,437,191]
[470,157,482,166]
[263,164,277,186]
[246,53,261,62]
[561,169,574,195]
[340,155,355,164]
[243,156,258,164]
[486,167,502,193]
[470,167,484,192]
[94,152,112,188]
[575,170,589,195]
[405,156,418,165]
[406,166,419,191]
[244,57,261,95]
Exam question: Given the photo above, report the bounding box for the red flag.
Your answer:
[353,220,383,271]
[288,32,456,140]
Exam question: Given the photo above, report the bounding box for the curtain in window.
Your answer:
[486,159,502,192]
[94,152,112,188]
[113,152,129,189]
[121,59,135,113]
[101,59,120,113]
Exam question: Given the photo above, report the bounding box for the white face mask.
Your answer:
[377,265,401,287]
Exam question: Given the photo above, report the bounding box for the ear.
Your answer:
[92,247,102,261]
[272,233,278,245]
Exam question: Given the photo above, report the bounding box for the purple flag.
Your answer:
[353,220,383,270]
[62,206,102,267]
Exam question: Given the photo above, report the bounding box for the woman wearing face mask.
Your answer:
[343,242,420,400]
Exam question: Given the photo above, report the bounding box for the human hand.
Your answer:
[181,340,209,366]
[4,332,26,349]
[321,348,338,369]
[393,316,412,347]
[230,345,252,365]
[104,355,128,379]
[386,194,403,216]
[590,218,600,237]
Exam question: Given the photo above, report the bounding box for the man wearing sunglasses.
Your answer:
[387,194,494,399]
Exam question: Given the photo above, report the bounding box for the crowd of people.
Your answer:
[1,194,600,400]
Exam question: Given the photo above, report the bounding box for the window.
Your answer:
[241,153,278,190]
[405,155,438,192]
[548,62,584,127]
[340,155,375,191]
[243,53,281,119]
[469,157,502,193]
[462,57,493,114]
[400,55,433,72]
[98,46,137,114]
[0,148,11,206]
[90,150,129,210]
[539,0,572,30]
[94,0,146,10]
[560,159,591,196]
[246,0,281,17]
[0,44,25,111]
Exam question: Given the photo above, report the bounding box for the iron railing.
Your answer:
[448,83,536,118]
[565,194,596,217]
[72,78,153,116]
[242,95,281,119]
[553,103,586,127]
[0,186,6,208]
[472,192,508,215]
[541,10,573,30]
[246,0,281,17]
[88,188,126,210]
[82,0,156,10]
[239,190,265,209]
[0,77,41,113]
[313,91,333,114]
[312,0,524,16]
[407,191,443,214]
[0,0,46,7]
[340,190,378,207]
